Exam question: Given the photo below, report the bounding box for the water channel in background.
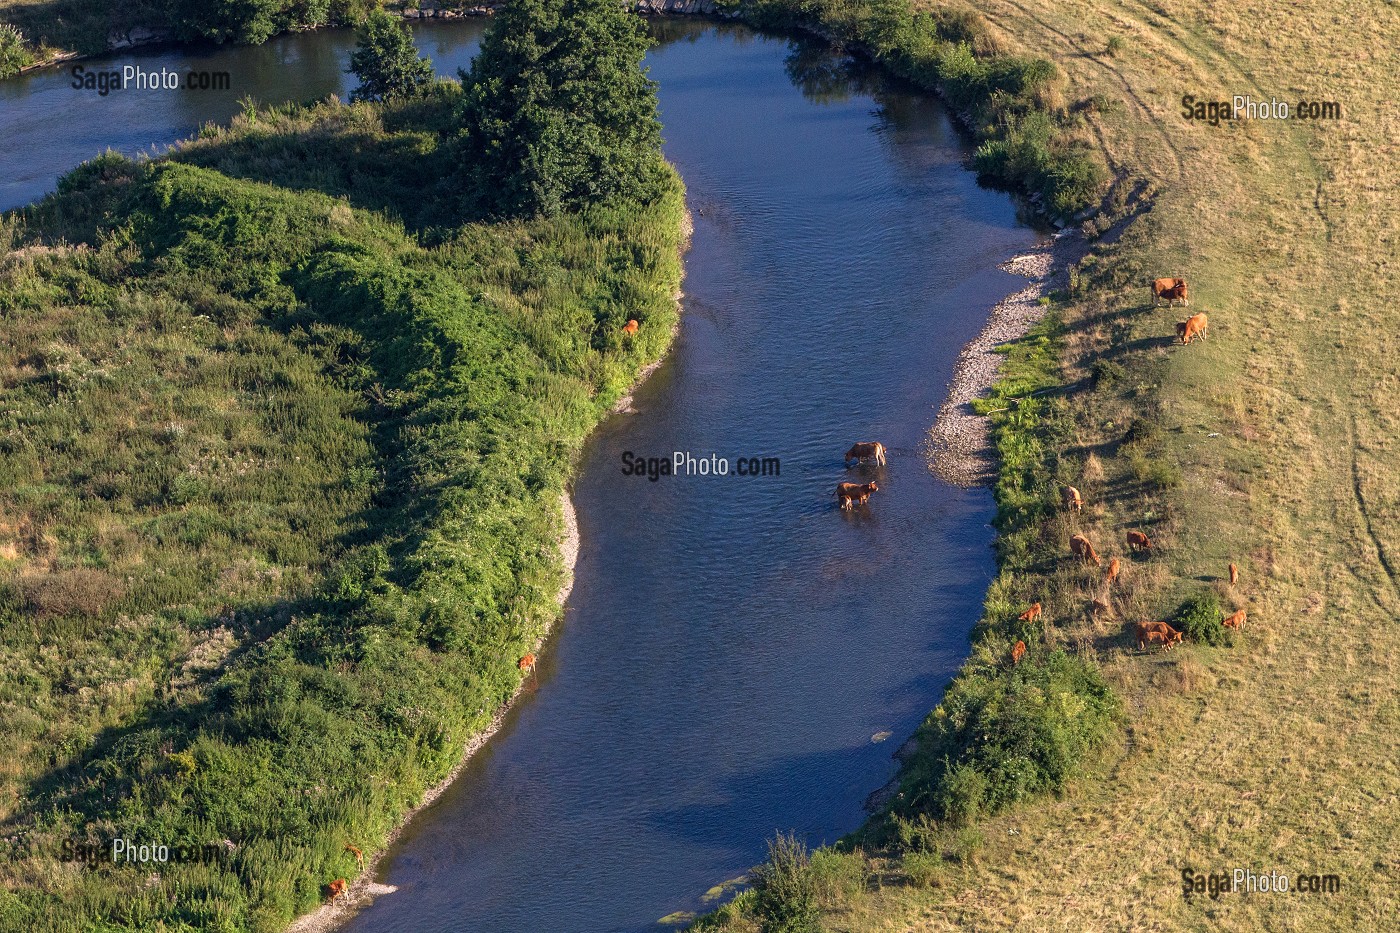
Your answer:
[1,18,1043,931]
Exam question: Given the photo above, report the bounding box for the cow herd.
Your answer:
[835,441,887,510]
[1013,276,1246,658]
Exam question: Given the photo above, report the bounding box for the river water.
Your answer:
[1,18,1041,932]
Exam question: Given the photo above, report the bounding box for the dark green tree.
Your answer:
[458,0,664,218]
[348,9,434,102]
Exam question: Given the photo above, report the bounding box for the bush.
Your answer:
[806,847,866,907]
[902,848,945,888]
[750,832,822,933]
[1174,593,1231,646]
[0,23,34,78]
[1091,358,1126,388]
[349,10,434,102]
[1105,35,1126,57]
[899,650,1120,825]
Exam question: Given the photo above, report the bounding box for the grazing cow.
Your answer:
[518,653,537,674]
[345,845,363,871]
[1018,602,1042,623]
[835,481,879,510]
[1134,622,1182,651]
[622,319,639,336]
[1011,640,1027,665]
[844,441,887,467]
[1126,530,1152,553]
[1175,312,1209,344]
[1070,533,1102,566]
[1152,277,1189,307]
[1222,608,1247,630]
[1229,563,1239,586]
[326,879,349,905]
[1062,485,1083,512]
[1106,557,1121,585]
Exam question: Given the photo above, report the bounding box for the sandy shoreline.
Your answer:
[926,229,1089,487]
[287,210,690,933]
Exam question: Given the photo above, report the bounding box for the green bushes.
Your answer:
[1174,592,1231,646]
[731,0,1107,217]
[0,22,33,77]
[898,649,1120,825]
[749,833,822,933]
[349,9,434,102]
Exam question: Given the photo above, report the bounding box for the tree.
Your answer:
[348,10,434,102]
[458,0,664,218]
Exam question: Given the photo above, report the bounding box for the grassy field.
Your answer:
[699,0,1400,930]
[0,85,685,930]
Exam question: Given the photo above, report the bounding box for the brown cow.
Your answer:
[1134,621,1182,651]
[1018,602,1042,623]
[835,481,879,511]
[1229,563,1239,586]
[1222,608,1247,630]
[1152,277,1189,307]
[1175,312,1209,344]
[622,319,639,336]
[1011,640,1027,665]
[1106,557,1121,585]
[1062,485,1082,512]
[1126,530,1152,553]
[1070,533,1102,566]
[344,844,364,871]
[326,878,349,905]
[518,653,537,674]
[844,441,887,467]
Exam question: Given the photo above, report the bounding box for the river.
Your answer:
[1,17,1042,932]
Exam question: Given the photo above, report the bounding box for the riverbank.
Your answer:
[927,229,1088,487]
[285,206,691,933]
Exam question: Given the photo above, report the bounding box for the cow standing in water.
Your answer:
[835,481,879,510]
[844,442,887,467]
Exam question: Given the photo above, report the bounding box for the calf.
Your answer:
[1152,277,1189,307]
[622,319,639,336]
[1126,530,1152,553]
[518,653,537,674]
[1018,602,1042,623]
[1229,563,1239,586]
[835,481,879,510]
[1106,557,1121,585]
[1222,608,1247,630]
[1062,485,1083,512]
[326,879,349,905]
[1011,640,1027,665]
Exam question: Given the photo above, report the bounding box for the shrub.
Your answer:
[21,569,124,620]
[348,10,434,102]
[1091,358,1126,387]
[0,23,33,78]
[1174,593,1231,646]
[902,848,945,888]
[749,832,822,933]
[1105,35,1126,57]
[806,847,866,907]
